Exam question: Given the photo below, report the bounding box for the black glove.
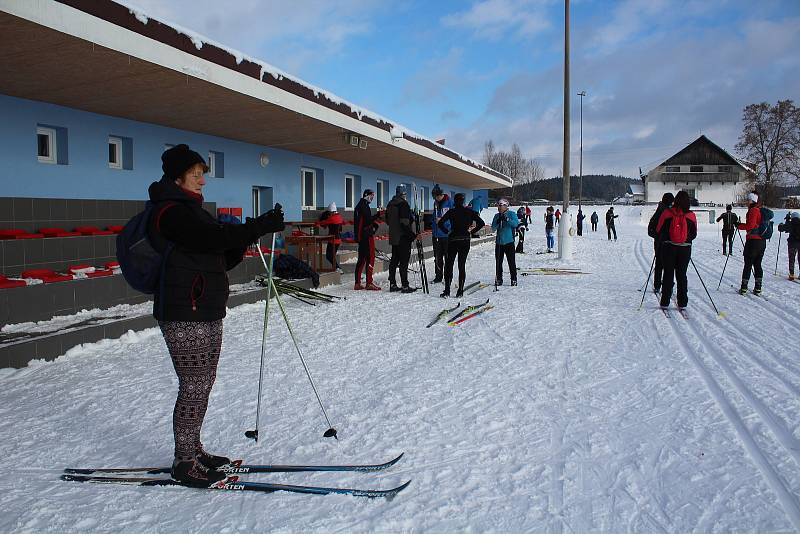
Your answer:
[471,230,480,238]
[252,207,285,235]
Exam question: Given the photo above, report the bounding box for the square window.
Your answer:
[37,127,56,164]
[301,168,316,209]
[108,137,122,169]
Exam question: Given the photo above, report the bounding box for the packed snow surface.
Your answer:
[1,206,799,532]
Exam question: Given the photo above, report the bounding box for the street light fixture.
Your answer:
[578,90,586,212]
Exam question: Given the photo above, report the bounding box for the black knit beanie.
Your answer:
[161,144,208,180]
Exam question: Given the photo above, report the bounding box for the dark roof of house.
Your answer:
[660,135,747,169]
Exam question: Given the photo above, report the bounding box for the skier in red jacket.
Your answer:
[737,191,765,295]
[655,191,697,309]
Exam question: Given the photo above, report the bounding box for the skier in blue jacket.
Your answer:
[492,198,519,286]
[431,184,453,283]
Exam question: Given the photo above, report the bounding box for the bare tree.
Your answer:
[736,100,800,205]
[482,140,545,201]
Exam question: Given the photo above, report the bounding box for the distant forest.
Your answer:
[490,175,640,203]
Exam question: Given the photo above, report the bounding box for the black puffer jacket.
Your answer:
[147,177,261,322]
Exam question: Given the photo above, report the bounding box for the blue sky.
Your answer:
[131,0,800,178]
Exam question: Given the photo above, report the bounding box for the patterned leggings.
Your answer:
[159,320,223,462]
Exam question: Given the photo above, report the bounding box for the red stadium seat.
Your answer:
[0,275,27,289]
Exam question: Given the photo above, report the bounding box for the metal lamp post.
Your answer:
[578,90,586,212]
[558,0,573,259]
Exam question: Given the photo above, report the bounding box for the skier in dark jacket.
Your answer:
[778,211,800,281]
[431,184,453,283]
[716,204,739,255]
[317,201,344,271]
[353,189,382,290]
[647,192,674,294]
[515,205,528,253]
[606,207,618,240]
[737,191,765,295]
[576,209,585,236]
[385,185,420,292]
[437,193,485,298]
[590,211,599,231]
[655,190,696,309]
[544,207,555,252]
[147,144,284,487]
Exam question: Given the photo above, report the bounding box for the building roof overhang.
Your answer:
[0,0,511,190]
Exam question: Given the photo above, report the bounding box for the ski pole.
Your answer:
[717,250,731,290]
[253,228,338,441]
[690,258,724,317]
[246,231,276,443]
[775,230,782,276]
[638,254,656,309]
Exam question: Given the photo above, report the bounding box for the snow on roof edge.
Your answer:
[110,0,509,184]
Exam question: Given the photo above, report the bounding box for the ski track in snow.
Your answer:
[0,206,799,532]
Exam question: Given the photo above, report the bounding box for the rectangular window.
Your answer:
[376,180,385,208]
[301,168,316,209]
[665,166,680,173]
[208,151,224,178]
[690,165,703,173]
[37,127,56,164]
[718,165,731,173]
[108,137,122,169]
[345,175,355,209]
[420,186,429,211]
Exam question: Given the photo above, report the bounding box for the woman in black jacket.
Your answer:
[147,145,284,487]
[437,193,485,297]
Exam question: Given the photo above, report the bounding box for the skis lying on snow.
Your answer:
[446,299,490,324]
[449,305,494,326]
[464,282,491,295]
[64,453,405,476]
[522,267,582,273]
[520,271,589,276]
[427,303,461,328]
[61,474,411,499]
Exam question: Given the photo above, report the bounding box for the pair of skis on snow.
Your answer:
[61,453,410,499]
[519,267,587,276]
[427,298,493,327]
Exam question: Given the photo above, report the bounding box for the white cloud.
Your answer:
[441,0,553,40]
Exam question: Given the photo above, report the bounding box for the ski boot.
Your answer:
[401,285,417,294]
[738,280,748,295]
[440,287,450,298]
[455,286,464,298]
[197,449,231,470]
[354,282,364,290]
[510,280,517,286]
[389,283,401,292]
[431,277,443,284]
[364,282,382,291]
[789,274,796,281]
[171,459,226,488]
[753,278,762,295]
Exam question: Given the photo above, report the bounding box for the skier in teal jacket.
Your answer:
[492,199,519,286]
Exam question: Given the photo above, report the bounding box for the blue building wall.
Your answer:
[0,94,476,221]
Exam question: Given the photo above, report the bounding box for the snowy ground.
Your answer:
[1,205,799,533]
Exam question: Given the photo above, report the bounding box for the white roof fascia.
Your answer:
[1,0,510,188]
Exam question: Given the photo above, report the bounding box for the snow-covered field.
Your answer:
[1,206,799,533]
